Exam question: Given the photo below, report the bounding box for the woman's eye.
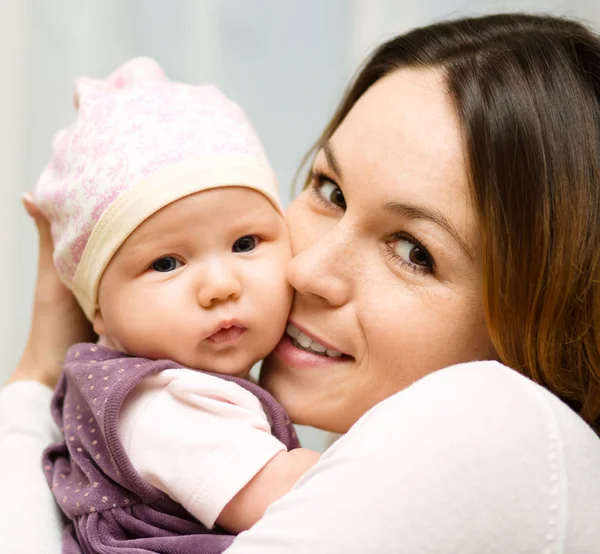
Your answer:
[390,236,434,274]
[233,235,259,253]
[313,174,346,209]
[151,257,181,272]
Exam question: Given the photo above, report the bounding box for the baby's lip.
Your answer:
[206,320,247,344]
[210,319,244,334]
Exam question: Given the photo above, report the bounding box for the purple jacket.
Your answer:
[43,343,299,554]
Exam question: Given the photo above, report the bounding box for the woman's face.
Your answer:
[260,68,496,433]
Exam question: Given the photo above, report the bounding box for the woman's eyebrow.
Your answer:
[383,201,473,260]
[323,141,343,179]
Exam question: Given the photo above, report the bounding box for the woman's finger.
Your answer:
[21,192,43,220]
[22,193,57,289]
[9,195,95,387]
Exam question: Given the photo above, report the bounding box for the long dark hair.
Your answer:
[304,13,600,434]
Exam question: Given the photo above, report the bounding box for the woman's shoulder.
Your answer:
[341,361,600,483]
[227,361,600,553]
[325,360,600,552]
[352,360,599,444]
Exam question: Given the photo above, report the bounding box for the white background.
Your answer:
[1,0,598,449]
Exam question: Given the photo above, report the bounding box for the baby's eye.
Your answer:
[151,257,181,272]
[233,235,259,253]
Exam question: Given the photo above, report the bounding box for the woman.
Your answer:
[3,13,600,553]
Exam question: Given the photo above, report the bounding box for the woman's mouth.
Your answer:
[285,323,344,358]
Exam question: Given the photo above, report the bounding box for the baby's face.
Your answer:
[93,187,293,377]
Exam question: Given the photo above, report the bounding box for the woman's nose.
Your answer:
[286,224,352,307]
[197,263,242,308]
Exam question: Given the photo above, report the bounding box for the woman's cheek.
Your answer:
[286,194,332,257]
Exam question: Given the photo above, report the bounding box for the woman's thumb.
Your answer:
[22,192,56,261]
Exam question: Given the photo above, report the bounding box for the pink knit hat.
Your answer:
[34,57,282,320]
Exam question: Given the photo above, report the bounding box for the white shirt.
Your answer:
[2,360,600,553]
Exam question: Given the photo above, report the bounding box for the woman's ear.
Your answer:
[92,309,106,336]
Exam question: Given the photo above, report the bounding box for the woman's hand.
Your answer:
[9,194,95,388]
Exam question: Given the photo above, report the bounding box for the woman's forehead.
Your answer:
[324,67,473,229]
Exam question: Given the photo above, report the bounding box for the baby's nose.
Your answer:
[197,265,242,308]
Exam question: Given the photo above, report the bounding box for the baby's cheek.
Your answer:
[255,255,292,304]
[268,283,293,334]
[252,280,290,351]
[268,273,293,314]
[110,306,158,353]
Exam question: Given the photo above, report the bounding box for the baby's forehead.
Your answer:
[157,186,283,222]
[180,185,282,207]
[123,186,283,248]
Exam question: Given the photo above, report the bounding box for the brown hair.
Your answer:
[304,13,600,434]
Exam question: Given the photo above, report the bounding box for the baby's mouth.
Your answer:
[207,324,246,344]
[285,323,344,358]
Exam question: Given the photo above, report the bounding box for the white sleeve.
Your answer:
[118,369,286,529]
[225,361,600,554]
[0,381,63,554]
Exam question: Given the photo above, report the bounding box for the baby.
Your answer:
[35,58,319,554]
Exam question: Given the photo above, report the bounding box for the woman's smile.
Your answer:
[285,322,346,358]
[273,335,349,370]
[271,321,352,371]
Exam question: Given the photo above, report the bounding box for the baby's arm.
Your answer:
[119,369,319,533]
[217,447,320,533]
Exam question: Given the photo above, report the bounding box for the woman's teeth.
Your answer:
[286,324,343,358]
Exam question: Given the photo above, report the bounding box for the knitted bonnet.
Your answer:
[34,57,282,320]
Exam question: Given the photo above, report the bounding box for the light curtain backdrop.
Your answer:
[1,0,598,449]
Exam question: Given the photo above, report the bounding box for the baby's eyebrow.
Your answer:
[122,235,175,263]
[126,226,184,251]
[383,200,473,260]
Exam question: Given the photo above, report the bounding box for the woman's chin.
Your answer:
[260,337,362,433]
[260,351,337,431]
[260,352,310,424]
[259,351,290,400]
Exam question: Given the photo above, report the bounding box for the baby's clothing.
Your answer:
[119,368,287,528]
[43,343,299,554]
